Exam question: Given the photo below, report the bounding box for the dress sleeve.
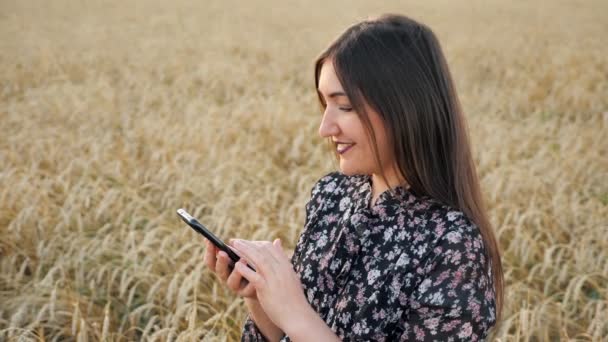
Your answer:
[394,221,497,341]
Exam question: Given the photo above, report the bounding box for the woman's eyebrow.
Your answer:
[317,89,347,99]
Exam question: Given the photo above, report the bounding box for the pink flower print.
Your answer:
[356,287,366,305]
[414,325,426,341]
[327,213,339,223]
[367,269,382,285]
[457,322,473,338]
[376,206,387,219]
[434,221,446,237]
[452,267,464,285]
[467,252,477,261]
[319,256,329,270]
[339,197,351,211]
[324,180,337,192]
[378,309,386,320]
[447,211,461,221]
[434,270,450,286]
[399,292,409,306]
[326,275,335,290]
[469,299,481,320]
[336,297,348,310]
[424,317,440,332]
[397,214,405,227]
[450,250,462,264]
[445,231,462,244]
[441,319,460,332]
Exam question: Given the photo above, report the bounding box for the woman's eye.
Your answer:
[339,107,353,112]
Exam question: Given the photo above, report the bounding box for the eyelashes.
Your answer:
[318,102,353,113]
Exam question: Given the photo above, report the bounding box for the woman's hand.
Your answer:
[230,238,313,331]
[203,239,257,299]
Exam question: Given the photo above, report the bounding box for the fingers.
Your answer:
[204,239,258,299]
[216,251,232,282]
[235,259,263,287]
[227,245,244,259]
[204,239,217,272]
[238,281,256,298]
[226,259,258,298]
[207,238,289,299]
[254,238,286,262]
[226,262,243,290]
[205,239,237,278]
[232,240,280,275]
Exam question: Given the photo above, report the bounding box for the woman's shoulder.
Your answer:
[303,171,364,224]
[309,171,346,195]
[307,171,365,205]
[308,171,362,195]
[401,194,482,242]
[388,195,489,270]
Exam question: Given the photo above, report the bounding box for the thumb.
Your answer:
[273,238,283,251]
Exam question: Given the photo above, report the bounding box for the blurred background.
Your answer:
[1,0,606,340]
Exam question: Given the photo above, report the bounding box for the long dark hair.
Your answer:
[314,14,504,325]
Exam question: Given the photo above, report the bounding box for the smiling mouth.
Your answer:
[336,143,355,154]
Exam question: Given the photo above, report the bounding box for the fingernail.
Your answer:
[233,239,243,246]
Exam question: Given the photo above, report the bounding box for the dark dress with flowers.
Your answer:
[241,171,496,341]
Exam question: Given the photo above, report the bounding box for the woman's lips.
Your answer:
[337,143,355,154]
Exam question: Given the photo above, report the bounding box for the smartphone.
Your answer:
[177,208,256,271]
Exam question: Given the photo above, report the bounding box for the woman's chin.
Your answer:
[338,163,361,176]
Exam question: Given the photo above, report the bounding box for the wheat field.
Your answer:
[1,0,607,340]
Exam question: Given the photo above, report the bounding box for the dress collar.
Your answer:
[340,174,419,240]
[350,174,417,217]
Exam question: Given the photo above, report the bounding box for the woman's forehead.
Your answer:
[318,61,345,96]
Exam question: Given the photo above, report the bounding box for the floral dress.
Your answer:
[241,171,496,341]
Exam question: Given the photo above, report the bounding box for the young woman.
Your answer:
[204,13,504,341]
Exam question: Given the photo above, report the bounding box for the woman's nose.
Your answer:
[318,111,339,138]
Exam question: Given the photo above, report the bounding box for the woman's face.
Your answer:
[317,60,395,177]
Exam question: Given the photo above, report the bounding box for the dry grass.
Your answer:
[1,0,607,340]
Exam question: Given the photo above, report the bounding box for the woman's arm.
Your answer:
[244,297,285,342]
[282,302,341,342]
